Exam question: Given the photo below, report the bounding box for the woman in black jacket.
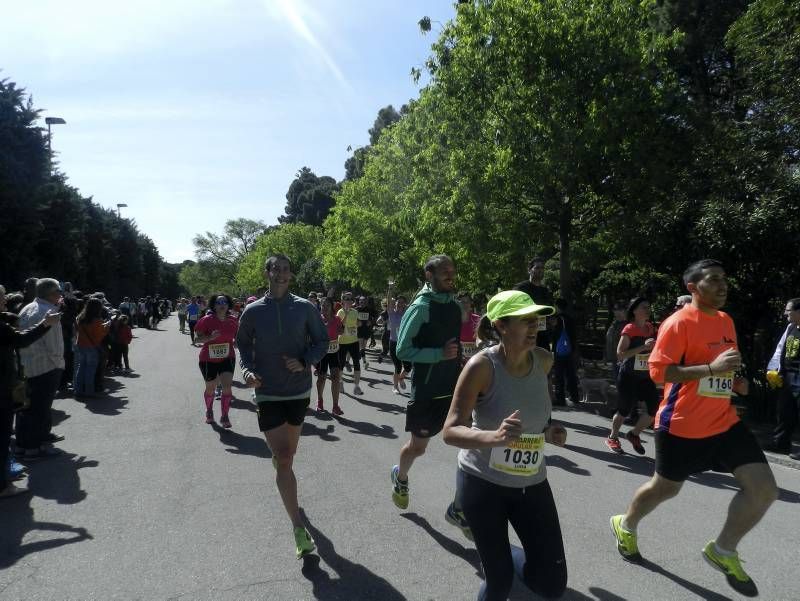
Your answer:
[0,285,61,497]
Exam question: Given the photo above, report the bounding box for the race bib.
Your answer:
[489,434,545,477]
[634,353,650,371]
[357,311,370,322]
[327,340,339,354]
[345,326,358,338]
[462,341,477,359]
[208,343,230,360]
[698,371,734,398]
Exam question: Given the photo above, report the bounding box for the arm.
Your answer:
[616,334,654,362]
[443,355,517,449]
[303,306,329,367]
[0,319,53,349]
[396,303,443,363]
[235,312,257,381]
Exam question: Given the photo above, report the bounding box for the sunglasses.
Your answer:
[215,299,229,306]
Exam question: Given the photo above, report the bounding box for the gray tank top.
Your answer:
[458,346,552,488]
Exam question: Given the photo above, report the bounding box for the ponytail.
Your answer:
[476,314,507,346]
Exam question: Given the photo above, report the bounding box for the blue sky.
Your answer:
[2,0,456,262]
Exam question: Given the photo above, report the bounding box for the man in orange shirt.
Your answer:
[610,259,777,598]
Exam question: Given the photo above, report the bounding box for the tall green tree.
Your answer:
[279,167,339,226]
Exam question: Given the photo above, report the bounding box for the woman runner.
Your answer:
[443,290,568,601]
[316,298,344,414]
[195,293,238,428]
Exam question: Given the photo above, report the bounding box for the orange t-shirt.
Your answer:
[648,304,739,438]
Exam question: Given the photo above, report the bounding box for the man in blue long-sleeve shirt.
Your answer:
[236,253,328,559]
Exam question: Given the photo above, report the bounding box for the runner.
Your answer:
[443,290,566,600]
[236,253,328,559]
[765,297,800,458]
[176,298,187,333]
[610,259,777,597]
[355,295,374,369]
[384,295,410,394]
[194,293,238,429]
[337,292,363,395]
[390,255,461,511]
[316,297,344,415]
[605,297,659,455]
[186,297,200,344]
[457,292,481,364]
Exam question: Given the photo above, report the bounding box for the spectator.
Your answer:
[551,298,580,406]
[514,257,554,350]
[109,315,133,372]
[16,278,66,459]
[74,298,109,398]
[177,298,188,333]
[0,284,62,496]
[765,298,800,458]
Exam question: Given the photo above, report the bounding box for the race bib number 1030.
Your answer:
[489,434,545,477]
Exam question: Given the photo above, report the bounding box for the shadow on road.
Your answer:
[562,443,656,479]
[51,407,71,427]
[330,414,397,439]
[27,452,98,505]
[399,513,482,577]
[547,454,591,476]
[300,509,407,600]
[345,394,407,415]
[81,393,129,416]
[0,495,92,569]
[230,397,256,413]
[639,558,733,600]
[211,423,272,458]
[301,421,340,442]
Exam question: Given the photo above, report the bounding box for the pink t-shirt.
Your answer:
[323,314,342,339]
[196,314,238,362]
[460,313,481,343]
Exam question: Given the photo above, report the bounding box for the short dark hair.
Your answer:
[787,298,800,311]
[626,297,649,322]
[208,293,234,314]
[265,253,291,272]
[527,257,546,269]
[683,259,724,286]
[424,254,453,274]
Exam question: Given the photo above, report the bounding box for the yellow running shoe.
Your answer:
[390,465,409,509]
[294,526,316,560]
[610,515,642,562]
[702,541,758,597]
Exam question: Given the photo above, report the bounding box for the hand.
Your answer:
[733,376,749,396]
[766,370,783,390]
[545,422,567,446]
[442,338,459,361]
[43,311,62,327]
[245,372,263,388]
[710,349,741,374]
[643,338,656,351]
[283,355,305,373]
[493,410,522,445]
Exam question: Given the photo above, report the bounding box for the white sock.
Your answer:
[714,541,735,556]
[621,517,635,533]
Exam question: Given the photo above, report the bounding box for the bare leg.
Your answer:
[609,412,625,439]
[264,423,304,527]
[331,370,340,406]
[716,463,777,551]
[398,434,430,481]
[631,412,654,436]
[625,473,683,530]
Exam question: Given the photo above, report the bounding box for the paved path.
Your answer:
[1,315,798,600]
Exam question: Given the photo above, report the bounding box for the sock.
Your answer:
[714,541,735,556]
[203,392,214,411]
[220,394,232,417]
[620,517,635,533]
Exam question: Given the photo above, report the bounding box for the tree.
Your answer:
[344,104,408,181]
[191,218,267,287]
[278,167,339,226]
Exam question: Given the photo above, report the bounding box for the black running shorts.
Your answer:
[319,351,340,375]
[256,398,310,432]
[616,374,660,417]
[655,421,767,482]
[405,395,452,438]
[198,358,235,382]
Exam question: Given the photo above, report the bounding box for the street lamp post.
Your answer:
[117,203,128,218]
[44,116,66,173]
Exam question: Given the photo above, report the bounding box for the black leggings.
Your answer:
[338,341,361,372]
[188,320,197,342]
[389,341,411,375]
[459,470,567,601]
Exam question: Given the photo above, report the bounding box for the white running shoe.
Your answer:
[392,387,400,394]
[353,386,364,395]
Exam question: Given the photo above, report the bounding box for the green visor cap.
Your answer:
[487,290,556,322]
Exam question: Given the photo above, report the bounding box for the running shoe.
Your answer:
[392,387,400,394]
[8,459,26,479]
[702,541,758,597]
[220,415,232,429]
[294,526,316,559]
[445,502,474,541]
[605,437,623,454]
[353,386,364,395]
[205,410,214,424]
[332,405,344,416]
[625,431,646,455]
[390,465,409,509]
[316,400,325,412]
[610,515,642,562]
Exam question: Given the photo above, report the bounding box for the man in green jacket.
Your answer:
[390,255,462,511]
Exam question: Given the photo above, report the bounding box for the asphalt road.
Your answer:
[1,315,798,601]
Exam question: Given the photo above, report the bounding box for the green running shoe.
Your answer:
[702,541,758,597]
[445,502,474,541]
[610,515,642,562]
[390,465,409,509]
[294,526,316,559]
